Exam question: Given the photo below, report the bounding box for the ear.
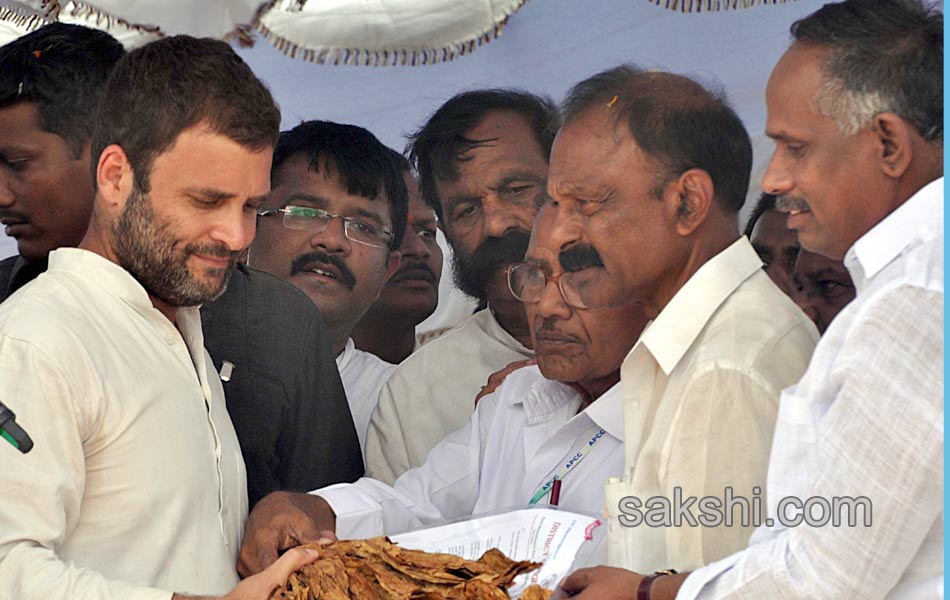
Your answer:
[872,112,913,179]
[663,169,714,237]
[95,144,134,209]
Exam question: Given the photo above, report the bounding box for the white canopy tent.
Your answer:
[0,0,837,329]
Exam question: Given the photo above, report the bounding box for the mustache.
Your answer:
[775,195,810,213]
[559,243,605,272]
[0,209,29,221]
[186,241,238,262]
[534,318,584,343]
[290,251,357,288]
[452,229,530,301]
[393,258,437,283]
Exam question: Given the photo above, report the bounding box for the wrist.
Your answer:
[637,569,678,600]
[641,571,689,600]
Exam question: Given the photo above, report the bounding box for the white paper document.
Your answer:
[391,507,604,597]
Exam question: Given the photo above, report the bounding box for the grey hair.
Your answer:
[791,0,943,142]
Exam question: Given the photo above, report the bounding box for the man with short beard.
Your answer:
[249,120,407,452]
[364,89,558,484]
[0,23,363,511]
[237,201,649,574]
[0,36,319,599]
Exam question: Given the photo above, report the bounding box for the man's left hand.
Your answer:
[556,566,643,599]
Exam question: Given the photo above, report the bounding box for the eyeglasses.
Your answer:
[507,262,622,310]
[258,205,394,249]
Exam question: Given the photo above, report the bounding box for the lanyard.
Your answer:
[528,424,607,504]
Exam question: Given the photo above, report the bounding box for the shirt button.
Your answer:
[165,334,176,345]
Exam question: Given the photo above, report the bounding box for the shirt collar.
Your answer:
[336,337,356,370]
[581,380,624,441]
[484,305,533,354]
[638,237,762,375]
[48,248,155,313]
[845,177,943,293]
[516,366,625,442]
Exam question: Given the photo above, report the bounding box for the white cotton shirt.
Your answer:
[364,307,534,484]
[679,178,944,600]
[0,248,247,600]
[317,365,624,538]
[607,237,819,574]
[336,337,397,452]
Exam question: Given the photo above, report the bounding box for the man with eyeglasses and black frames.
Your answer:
[237,200,649,575]
[249,120,407,454]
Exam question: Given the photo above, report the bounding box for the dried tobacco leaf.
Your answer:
[269,537,550,600]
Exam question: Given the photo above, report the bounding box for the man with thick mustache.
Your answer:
[364,90,559,484]
[0,35,319,599]
[529,64,818,590]
[559,1,943,597]
[351,151,443,364]
[237,201,648,573]
[250,120,407,452]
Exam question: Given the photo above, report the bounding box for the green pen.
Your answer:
[0,402,33,454]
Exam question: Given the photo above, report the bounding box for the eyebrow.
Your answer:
[525,256,552,272]
[183,186,267,204]
[491,171,546,189]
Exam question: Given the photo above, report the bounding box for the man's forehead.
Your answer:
[0,102,57,148]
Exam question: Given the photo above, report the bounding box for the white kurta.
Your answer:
[0,249,247,599]
[318,366,624,538]
[680,179,944,600]
[364,307,534,484]
[336,337,397,453]
[607,237,819,574]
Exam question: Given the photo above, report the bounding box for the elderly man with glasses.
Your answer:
[237,200,650,575]
[249,120,407,453]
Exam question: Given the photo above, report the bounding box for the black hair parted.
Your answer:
[562,65,753,214]
[791,0,942,142]
[0,23,125,156]
[272,120,408,250]
[406,89,559,221]
[90,35,281,194]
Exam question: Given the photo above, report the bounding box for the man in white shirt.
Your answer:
[541,66,818,578]
[560,1,943,598]
[236,200,649,574]
[250,121,407,451]
[0,35,316,600]
[365,90,559,484]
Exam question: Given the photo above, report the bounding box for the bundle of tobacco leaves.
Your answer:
[270,537,553,600]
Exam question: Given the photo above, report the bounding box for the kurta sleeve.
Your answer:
[0,335,172,600]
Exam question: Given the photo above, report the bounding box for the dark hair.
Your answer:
[272,120,408,249]
[562,65,753,213]
[791,0,942,142]
[386,146,412,174]
[0,23,124,156]
[406,89,559,221]
[743,193,778,238]
[91,35,280,193]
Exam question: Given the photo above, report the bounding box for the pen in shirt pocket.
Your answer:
[549,479,562,507]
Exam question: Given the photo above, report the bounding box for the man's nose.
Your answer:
[793,289,819,325]
[0,169,15,208]
[209,208,254,251]
[310,215,349,253]
[480,194,524,239]
[400,229,430,260]
[761,152,794,197]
